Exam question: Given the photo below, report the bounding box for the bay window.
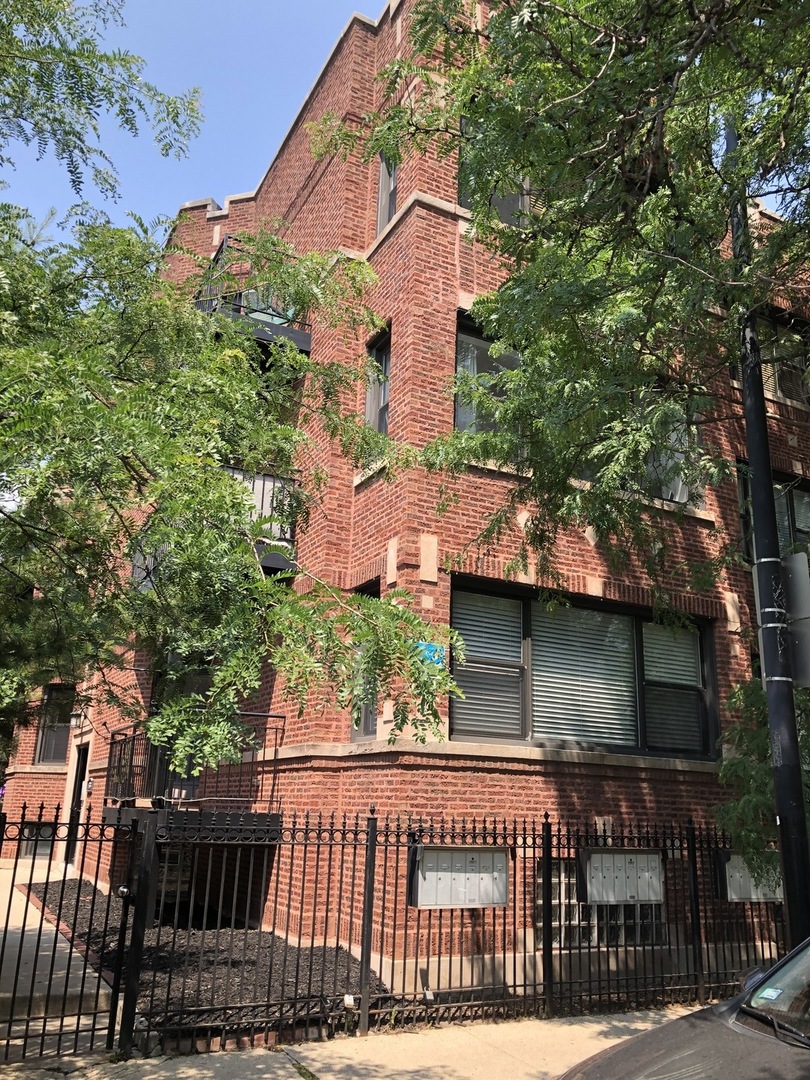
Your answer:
[451,589,714,757]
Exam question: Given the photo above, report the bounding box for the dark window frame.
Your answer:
[36,684,74,764]
[733,310,810,404]
[365,331,391,435]
[454,315,520,434]
[450,584,717,759]
[738,461,810,559]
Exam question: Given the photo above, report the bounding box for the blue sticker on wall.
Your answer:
[417,642,446,666]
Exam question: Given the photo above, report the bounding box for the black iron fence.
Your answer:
[0,804,135,1061]
[0,806,787,1061]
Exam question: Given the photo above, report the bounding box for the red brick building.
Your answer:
[5,0,806,845]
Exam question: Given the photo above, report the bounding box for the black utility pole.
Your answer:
[726,123,810,948]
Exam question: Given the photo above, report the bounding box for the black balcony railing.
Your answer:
[225,468,297,545]
[225,467,299,572]
[194,235,311,353]
[106,712,285,814]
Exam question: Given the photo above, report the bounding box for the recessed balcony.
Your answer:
[194,234,311,353]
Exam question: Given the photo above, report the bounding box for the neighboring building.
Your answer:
[4,0,807,844]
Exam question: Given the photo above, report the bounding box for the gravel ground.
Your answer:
[30,879,389,1028]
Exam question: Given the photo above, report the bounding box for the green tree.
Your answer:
[715,681,810,889]
[0,209,456,771]
[316,0,810,867]
[0,0,201,198]
[320,0,810,580]
[0,1,456,778]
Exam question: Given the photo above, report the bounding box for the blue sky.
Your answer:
[4,1,373,229]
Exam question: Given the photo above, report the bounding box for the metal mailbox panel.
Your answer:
[588,851,663,904]
[419,849,440,907]
[412,846,509,908]
[632,852,662,902]
[725,853,783,902]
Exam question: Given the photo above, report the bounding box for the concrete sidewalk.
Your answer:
[3,1007,698,1080]
[0,859,112,1058]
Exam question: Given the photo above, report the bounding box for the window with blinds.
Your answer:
[774,479,810,555]
[739,466,810,558]
[451,590,711,755]
[733,313,810,404]
[758,318,809,403]
[451,591,524,739]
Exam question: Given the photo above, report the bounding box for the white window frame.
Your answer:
[376,154,398,234]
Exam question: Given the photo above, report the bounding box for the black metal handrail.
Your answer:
[106,712,285,813]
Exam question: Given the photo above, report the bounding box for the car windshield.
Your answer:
[746,942,810,1036]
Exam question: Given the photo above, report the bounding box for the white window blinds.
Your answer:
[452,592,523,738]
[450,590,710,755]
[531,606,637,746]
[642,622,704,752]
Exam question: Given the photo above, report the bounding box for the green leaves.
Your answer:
[326,0,810,599]
[0,210,455,773]
[0,0,201,198]
[716,680,810,889]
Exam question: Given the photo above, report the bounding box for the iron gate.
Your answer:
[0,805,135,1061]
[0,806,788,1060]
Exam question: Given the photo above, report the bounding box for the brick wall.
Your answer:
[156,0,769,826]
[10,1,800,830]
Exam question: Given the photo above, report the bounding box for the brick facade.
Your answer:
[5,0,802,835]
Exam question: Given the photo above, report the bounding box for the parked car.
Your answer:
[560,937,810,1079]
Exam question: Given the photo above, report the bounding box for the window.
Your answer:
[352,579,381,741]
[759,315,809,402]
[738,467,810,557]
[642,417,690,504]
[365,332,390,435]
[455,323,520,433]
[458,175,532,225]
[626,382,695,505]
[356,699,377,740]
[457,123,533,225]
[36,684,74,764]
[775,478,810,554]
[377,153,398,233]
[537,857,667,948]
[451,589,713,756]
[735,312,809,403]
